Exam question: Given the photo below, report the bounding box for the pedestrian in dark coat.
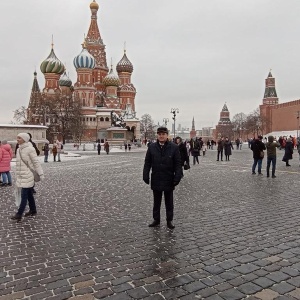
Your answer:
[282,138,293,167]
[175,136,189,178]
[251,135,266,175]
[42,143,49,162]
[190,138,200,165]
[97,142,101,155]
[217,137,224,161]
[143,127,182,229]
[224,137,233,161]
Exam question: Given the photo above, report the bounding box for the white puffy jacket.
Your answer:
[16,142,44,188]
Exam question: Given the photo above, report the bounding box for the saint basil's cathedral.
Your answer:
[27,0,140,142]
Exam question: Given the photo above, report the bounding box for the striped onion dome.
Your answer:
[40,48,65,75]
[103,67,121,87]
[59,71,72,87]
[116,51,133,73]
[73,44,95,69]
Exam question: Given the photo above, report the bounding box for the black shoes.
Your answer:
[252,172,256,175]
[167,221,175,229]
[272,175,276,178]
[148,220,160,227]
[286,164,291,167]
[11,214,22,221]
[148,220,175,229]
[24,211,37,217]
[258,173,263,175]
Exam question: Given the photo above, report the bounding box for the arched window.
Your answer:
[105,117,109,122]
[100,117,104,121]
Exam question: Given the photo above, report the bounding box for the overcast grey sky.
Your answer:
[1,0,300,130]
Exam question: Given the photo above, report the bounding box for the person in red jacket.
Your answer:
[0,140,13,186]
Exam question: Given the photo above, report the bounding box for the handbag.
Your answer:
[260,151,264,158]
[184,162,190,170]
[19,150,41,182]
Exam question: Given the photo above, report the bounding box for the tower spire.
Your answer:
[192,117,195,131]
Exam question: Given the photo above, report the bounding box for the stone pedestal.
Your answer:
[106,127,128,146]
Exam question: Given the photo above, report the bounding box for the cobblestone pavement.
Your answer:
[1,147,300,300]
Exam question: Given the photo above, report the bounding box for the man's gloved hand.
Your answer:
[40,175,45,182]
[143,178,149,185]
[173,181,179,186]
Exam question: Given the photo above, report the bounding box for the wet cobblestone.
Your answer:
[1,148,300,299]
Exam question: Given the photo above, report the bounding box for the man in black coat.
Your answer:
[251,135,266,175]
[143,127,182,229]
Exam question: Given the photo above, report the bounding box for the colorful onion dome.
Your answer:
[73,43,95,69]
[116,50,133,73]
[40,48,65,75]
[90,0,99,10]
[103,67,121,87]
[59,71,72,87]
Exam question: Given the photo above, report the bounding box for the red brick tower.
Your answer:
[116,49,136,111]
[215,103,233,139]
[85,0,109,92]
[259,71,279,134]
[190,117,196,138]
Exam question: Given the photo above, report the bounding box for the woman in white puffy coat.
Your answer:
[11,133,44,221]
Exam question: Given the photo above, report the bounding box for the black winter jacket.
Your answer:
[251,139,266,159]
[143,140,182,191]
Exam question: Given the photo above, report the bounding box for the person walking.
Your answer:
[217,137,224,161]
[202,142,207,156]
[11,133,44,221]
[175,136,189,178]
[0,140,13,186]
[224,137,234,161]
[52,144,58,162]
[297,137,300,166]
[143,127,182,229]
[190,138,200,165]
[42,143,49,162]
[56,140,62,162]
[266,135,280,178]
[97,140,101,155]
[104,141,109,154]
[282,137,293,167]
[251,135,266,175]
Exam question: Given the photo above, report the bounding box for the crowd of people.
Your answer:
[1,129,300,225]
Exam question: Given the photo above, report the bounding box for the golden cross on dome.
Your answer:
[51,34,54,49]
[124,41,126,53]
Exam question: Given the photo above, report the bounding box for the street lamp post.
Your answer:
[170,108,179,138]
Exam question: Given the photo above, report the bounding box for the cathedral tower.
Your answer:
[215,103,233,139]
[28,71,42,124]
[85,0,109,92]
[40,44,65,94]
[116,49,136,111]
[73,41,96,107]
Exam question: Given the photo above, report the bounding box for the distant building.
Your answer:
[215,103,234,139]
[190,117,196,138]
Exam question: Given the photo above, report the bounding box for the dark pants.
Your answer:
[97,149,101,155]
[217,150,223,161]
[17,188,36,216]
[193,156,199,164]
[267,156,276,176]
[153,190,174,222]
[252,158,262,173]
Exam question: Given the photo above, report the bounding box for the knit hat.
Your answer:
[1,140,7,144]
[17,133,30,143]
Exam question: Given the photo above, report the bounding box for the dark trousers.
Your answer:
[252,158,262,173]
[97,149,101,155]
[193,156,199,164]
[217,150,223,161]
[153,190,174,222]
[17,188,36,216]
[267,156,276,176]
